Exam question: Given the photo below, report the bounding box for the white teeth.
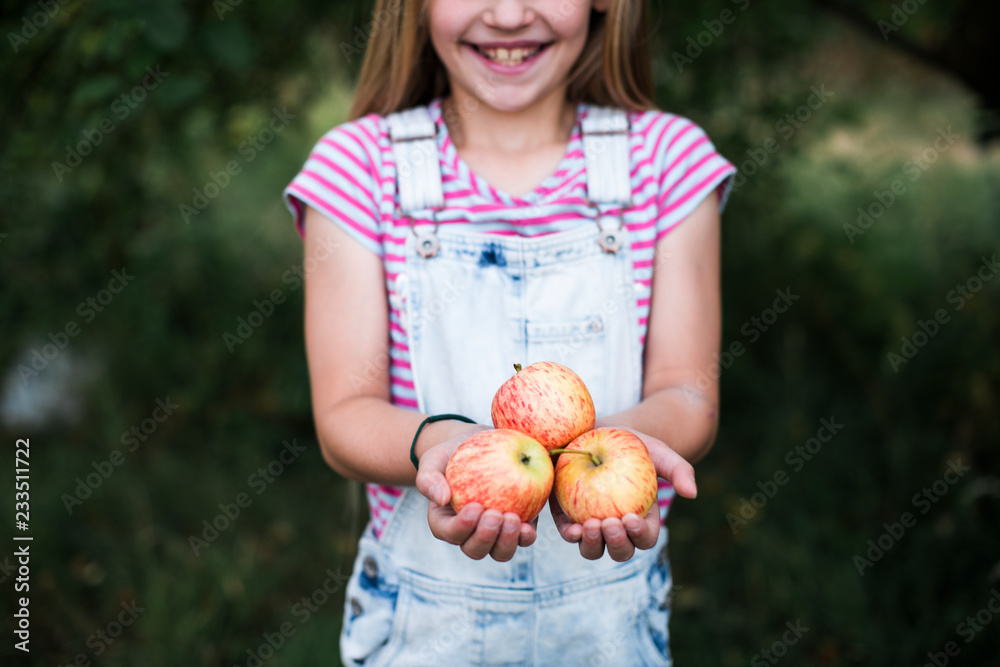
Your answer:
[478,45,541,66]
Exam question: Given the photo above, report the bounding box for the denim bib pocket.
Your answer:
[523,313,608,416]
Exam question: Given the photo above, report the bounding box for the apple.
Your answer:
[445,428,554,522]
[491,361,596,451]
[552,427,659,523]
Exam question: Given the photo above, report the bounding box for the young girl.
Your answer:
[285,1,735,664]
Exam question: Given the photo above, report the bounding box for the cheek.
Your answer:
[427,2,465,52]
[548,13,592,62]
[550,4,593,41]
[428,30,450,67]
[428,21,455,51]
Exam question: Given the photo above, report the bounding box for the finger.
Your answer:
[459,509,504,560]
[427,501,481,545]
[549,495,582,543]
[415,451,454,507]
[646,440,698,499]
[579,518,605,560]
[602,517,636,562]
[518,515,538,547]
[489,513,522,562]
[622,507,660,552]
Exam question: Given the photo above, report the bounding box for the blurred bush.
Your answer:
[1,1,998,665]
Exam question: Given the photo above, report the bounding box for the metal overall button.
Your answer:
[588,317,604,333]
[586,199,627,254]
[416,234,440,258]
[362,556,379,580]
[350,597,363,617]
[599,229,624,253]
[409,209,442,259]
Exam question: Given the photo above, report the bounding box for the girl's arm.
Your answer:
[303,206,533,560]
[552,192,721,561]
[598,190,723,463]
[304,205,447,485]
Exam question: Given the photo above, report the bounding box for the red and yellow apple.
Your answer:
[445,428,554,522]
[553,427,659,523]
[491,361,596,451]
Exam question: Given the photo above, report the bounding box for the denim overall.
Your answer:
[340,106,672,666]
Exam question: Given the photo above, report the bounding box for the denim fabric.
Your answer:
[339,102,670,667]
[402,222,642,426]
[340,220,673,666]
[342,524,671,666]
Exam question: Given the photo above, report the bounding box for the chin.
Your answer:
[462,82,561,115]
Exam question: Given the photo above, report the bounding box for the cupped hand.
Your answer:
[414,426,538,561]
[550,427,697,562]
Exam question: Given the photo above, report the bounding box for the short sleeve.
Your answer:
[653,115,736,240]
[283,116,386,257]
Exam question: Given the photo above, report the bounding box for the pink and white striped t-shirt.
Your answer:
[285,99,735,537]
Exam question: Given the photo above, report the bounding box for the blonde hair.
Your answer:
[349,0,654,120]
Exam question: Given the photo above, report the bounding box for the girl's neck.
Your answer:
[442,86,577,155]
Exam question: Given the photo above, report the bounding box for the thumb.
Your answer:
[647,442,697,500]
[415,446,453,506]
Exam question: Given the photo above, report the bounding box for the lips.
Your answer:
[471,42,548,67]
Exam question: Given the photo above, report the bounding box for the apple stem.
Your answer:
[513,363,522,373]
[549,448,601,467]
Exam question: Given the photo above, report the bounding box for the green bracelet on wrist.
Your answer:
[410,413,476,471]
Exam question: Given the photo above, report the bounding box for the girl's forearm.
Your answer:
[318,383,717,483]
[595,386,719,464]
[315,397,474,485]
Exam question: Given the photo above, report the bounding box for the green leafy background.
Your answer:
[1,0,998,665]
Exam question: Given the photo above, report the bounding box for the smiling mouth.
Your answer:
[472,43,548,67]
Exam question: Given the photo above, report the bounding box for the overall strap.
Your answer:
[580,106,632,208]
[388,104,631,213]
[387,107,445,215]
